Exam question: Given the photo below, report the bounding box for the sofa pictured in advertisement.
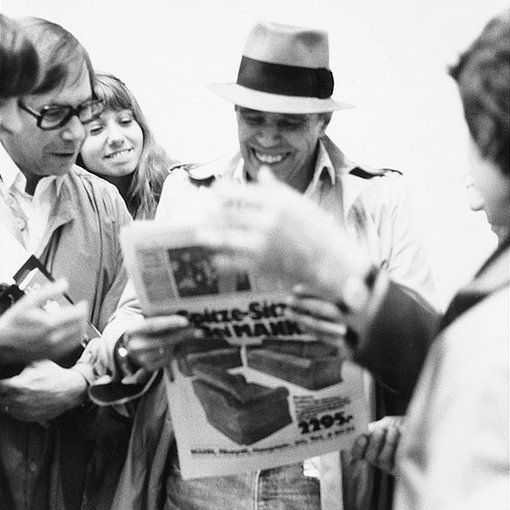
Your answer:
[176,337,242,376]
[192,364,292,445]
[246,338,343,390]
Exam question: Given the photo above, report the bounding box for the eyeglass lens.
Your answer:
[40,101,103,129]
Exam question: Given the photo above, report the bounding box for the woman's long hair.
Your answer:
[80,73,177,218]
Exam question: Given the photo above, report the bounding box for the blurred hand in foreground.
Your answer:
[350,415,405,476]
[195,167,373,303]
[0,279,88,364]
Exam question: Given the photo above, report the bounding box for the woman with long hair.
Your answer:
[78,73,178,218]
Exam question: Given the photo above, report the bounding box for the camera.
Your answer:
[0,283,24,316]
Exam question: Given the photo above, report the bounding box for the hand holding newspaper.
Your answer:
[119,180,369,479]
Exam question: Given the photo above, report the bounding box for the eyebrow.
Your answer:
[38,95,95,109]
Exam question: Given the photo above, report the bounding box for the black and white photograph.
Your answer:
[0,0,508,508]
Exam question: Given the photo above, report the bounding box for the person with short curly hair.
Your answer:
[450,11,510,177]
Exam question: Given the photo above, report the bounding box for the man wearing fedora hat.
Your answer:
[158,21,437,510]
[94,20,438,510]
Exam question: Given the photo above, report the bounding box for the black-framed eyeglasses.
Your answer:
[17,98,104,130]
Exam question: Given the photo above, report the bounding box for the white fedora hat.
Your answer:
[209,21,353,114]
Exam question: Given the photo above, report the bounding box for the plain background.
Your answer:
[3,0,508,307]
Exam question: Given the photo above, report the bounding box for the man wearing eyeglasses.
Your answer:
[0,17,130,510]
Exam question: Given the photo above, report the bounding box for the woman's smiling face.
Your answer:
[80,108,143,177]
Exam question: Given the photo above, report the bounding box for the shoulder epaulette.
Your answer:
[171,162,217,187]
[382,168,403,176]
[349,166,402,179]
[169,162,192,173]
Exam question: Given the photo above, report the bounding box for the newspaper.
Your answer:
[121,220,369,479]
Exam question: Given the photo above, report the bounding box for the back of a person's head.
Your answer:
[0,14,39,98]
[450,9,510,176]
[17,17,95,96]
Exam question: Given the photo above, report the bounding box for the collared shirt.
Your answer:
[305,141,337,197]
[0,142,64,254]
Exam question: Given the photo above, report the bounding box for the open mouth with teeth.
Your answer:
[105,148,133,159]
[252,149,290,165]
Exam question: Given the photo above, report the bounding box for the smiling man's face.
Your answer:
[236,107,328,191]
[0,64,92,187]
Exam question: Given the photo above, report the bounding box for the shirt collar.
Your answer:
[234,139,336,190]
[233,157,247,184]
[305,140,336,196]
[0,141,65,195]
[0,141,22,189]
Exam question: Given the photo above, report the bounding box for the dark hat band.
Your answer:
[236,56,334,99]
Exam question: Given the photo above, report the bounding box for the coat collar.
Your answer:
[472,235,510,294]
[440,239,509,332]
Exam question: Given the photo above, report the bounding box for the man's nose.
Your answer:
[256,125,280,147]
[60,115,86,142]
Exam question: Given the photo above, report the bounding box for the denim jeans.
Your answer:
[165,458,320,510]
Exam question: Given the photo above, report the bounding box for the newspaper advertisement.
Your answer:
[121,220,369,479]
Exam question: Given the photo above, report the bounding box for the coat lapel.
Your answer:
[440,240,510,331]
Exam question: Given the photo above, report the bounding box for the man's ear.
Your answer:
[319,112,332,135]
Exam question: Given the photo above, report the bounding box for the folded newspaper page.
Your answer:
[121,220,368,479]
